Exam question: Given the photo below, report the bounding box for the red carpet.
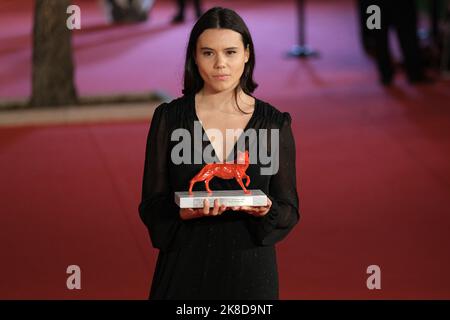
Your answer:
[1,0,450,299]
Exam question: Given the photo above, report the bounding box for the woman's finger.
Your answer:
[211,199,220,215]
[218,205,227,214]
[202,199,210,215]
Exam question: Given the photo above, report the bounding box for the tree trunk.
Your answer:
[31,0,78,107]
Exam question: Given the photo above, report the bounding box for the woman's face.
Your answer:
[195,28,250,94]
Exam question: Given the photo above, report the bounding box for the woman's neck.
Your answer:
[196,88,254,114]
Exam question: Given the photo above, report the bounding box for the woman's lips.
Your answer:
[213,75,230,81]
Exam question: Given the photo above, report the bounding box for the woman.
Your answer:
[139,7,300,300]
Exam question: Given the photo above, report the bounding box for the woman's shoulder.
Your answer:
[255,97,292,128]
[155,95,191,110]
[153,95,193,119]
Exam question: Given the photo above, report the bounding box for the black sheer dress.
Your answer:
[138,94,300,300]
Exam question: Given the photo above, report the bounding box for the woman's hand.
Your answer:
[230,198,272,217]
[179,198,228,220]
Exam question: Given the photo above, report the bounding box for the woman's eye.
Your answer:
[203,51,213,56]
[227,51,236,55]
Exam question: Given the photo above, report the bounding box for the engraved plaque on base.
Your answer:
[175,189,268,209]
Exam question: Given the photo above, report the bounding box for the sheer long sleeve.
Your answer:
[138,103,186,252]
[248,112,300,246]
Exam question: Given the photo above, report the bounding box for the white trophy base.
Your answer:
[175,189,268,209]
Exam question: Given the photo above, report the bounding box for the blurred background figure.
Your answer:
[440,2,450,77]
[358,0,430,85]
[172,0,203,23]
[357,0,377,58]
[104,0,155,23]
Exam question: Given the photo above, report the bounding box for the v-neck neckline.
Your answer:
[191,93,259,163]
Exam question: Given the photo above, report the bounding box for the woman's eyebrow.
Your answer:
[200,46,239,50]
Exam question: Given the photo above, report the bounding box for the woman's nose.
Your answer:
[214,54,226,68]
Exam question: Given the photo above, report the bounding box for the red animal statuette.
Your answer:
[189,150,251,194]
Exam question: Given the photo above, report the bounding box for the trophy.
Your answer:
[175,150,268,208]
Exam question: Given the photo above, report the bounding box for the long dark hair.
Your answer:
[182,7,258,114]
